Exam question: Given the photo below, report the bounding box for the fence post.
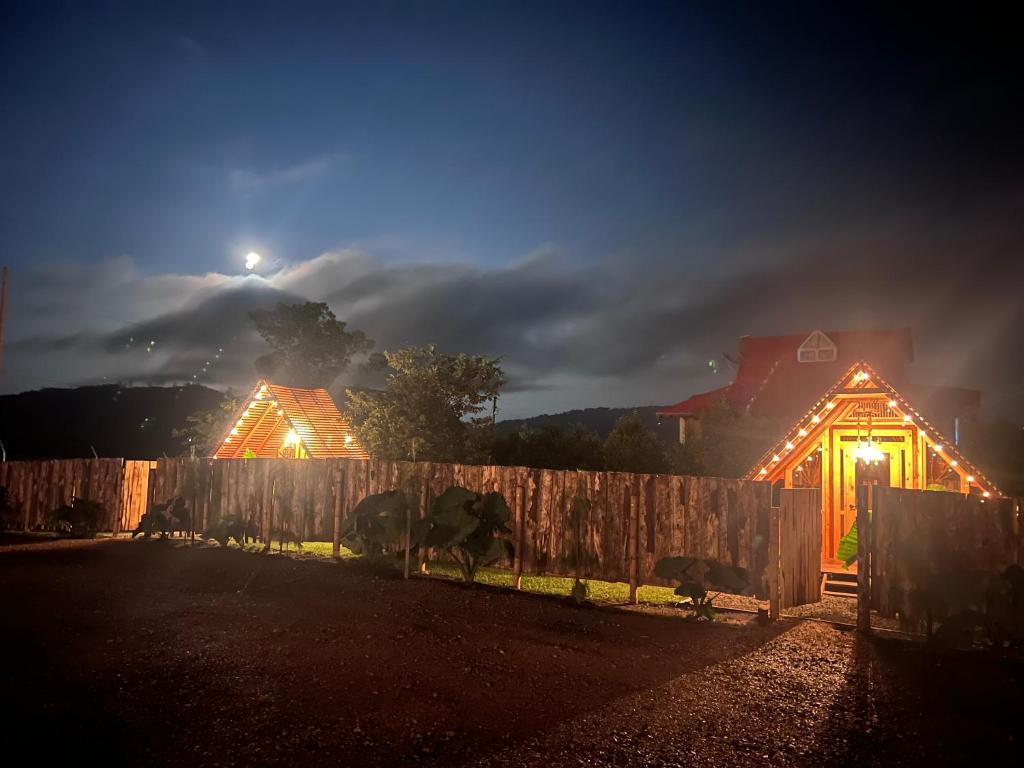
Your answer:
[769,504,781,620]
[514,482,526,590]
[332,467,343,559]
[403,466,413,579]
[856,484,872,633]
[628,477,640,605]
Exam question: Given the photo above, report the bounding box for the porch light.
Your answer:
[854,439,885,464]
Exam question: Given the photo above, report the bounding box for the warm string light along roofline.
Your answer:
[750,364,1000,496]
[217,382,305,457]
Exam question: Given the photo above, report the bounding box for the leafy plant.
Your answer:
[132,496,189,539]
[836,521,858,567]
[203,514,250,547]
[340,489,409,559]
[654,556,750,620]
[49,497,106,538]
[417,486,513,583]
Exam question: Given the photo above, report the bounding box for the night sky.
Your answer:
[1,2,1021,419]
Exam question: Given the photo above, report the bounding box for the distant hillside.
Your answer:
[498,404,679,442]
[0,384,226,460]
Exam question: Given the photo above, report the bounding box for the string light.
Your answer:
[798,428,807,437]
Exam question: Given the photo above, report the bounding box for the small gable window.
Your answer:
[797,330,837,363]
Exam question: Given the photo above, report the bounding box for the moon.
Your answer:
[244,252,261,270]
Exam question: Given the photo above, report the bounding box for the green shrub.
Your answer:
[417,486,512,583]
[341,489,409,559]
[132,496,189,539]
[49,497,106,538]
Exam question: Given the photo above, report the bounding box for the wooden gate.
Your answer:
[769,488,822,615]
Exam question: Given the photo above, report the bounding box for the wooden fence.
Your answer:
[0,459,153,533]
[2,457,804,599]
[145,458,776,594]
[768,488,822,615]
[870,487,1023,626]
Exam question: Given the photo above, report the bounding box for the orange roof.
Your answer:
[212,380,369,459]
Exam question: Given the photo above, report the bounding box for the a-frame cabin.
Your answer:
[212,380,369,460]
[744,361,1002,570]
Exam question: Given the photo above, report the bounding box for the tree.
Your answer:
[173,393,239,456]
[668,398,778,478]
[603,411,669,473]
[490,423,605,470]
[249,302,374,388]
[345,345,504,463]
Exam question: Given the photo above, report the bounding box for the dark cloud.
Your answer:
[4,196,1023,419]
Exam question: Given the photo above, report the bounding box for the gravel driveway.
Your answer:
[1,538,1020,767]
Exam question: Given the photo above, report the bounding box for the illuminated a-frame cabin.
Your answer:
[212,380,369,460]
[744,361,1003,568]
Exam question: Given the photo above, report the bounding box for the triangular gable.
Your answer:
[796,329,837,363]
[744,360,1001,497]
[212,379,369,459]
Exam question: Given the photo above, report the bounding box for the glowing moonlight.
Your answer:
[244,252,261,270]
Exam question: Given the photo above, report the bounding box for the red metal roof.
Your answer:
[658,329,914,421]
[212,380,369,459]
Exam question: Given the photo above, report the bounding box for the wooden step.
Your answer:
[821,570,858,598]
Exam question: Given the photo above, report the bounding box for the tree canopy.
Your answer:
[172,392,239,456]
[603,411,669,473]
[490,423,605,470]
[668,398,779,478]
[345,345,504,463]
[249,302,374,388]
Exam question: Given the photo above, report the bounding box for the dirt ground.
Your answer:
[1,538,1021,767]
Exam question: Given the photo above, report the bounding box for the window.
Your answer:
[797,330,837,363]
